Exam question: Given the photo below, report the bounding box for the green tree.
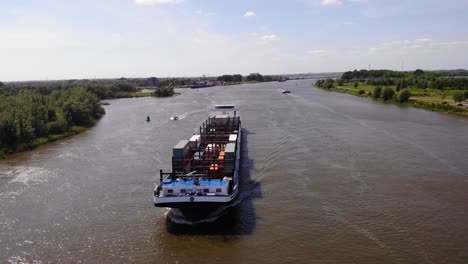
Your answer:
[399,89,411,102]
[382,87,395,101]
[218,75,234,83]
[453,91,464,102]
[315,80,324,87]
[414,69,425,77]
[372,86,382,98]
[337,79,344,86]
[233,74,243,83]
[246,73,263,82]
[353,82,359,88]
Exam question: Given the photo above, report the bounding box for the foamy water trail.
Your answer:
[4,166,57,185]
[166,199,243,225]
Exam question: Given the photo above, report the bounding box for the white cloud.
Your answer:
[307,49,331,57]
[244,11,256,17]
[135,0,183,6]
[320,0,342,6]
[261,34,279,43]
[306,38,468,71]
[349,0,368,3]
[195,9,215,16]
[0,11,467,81]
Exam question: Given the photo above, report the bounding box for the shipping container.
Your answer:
[189,135,201,149]
[229,134,237,142]
[173,140,190,159]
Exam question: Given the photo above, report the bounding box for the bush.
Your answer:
[337,79,344,86]
[464,90,468,100]
[382,87,395,101]
[153,87,175,97]
[398,89,411,102]
[358,89,365,95]
[372,86,382,98]
[354,82,359,88]
[453,91,464,102]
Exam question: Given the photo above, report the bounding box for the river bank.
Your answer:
[0,126,88,159]
[315,82,468,117]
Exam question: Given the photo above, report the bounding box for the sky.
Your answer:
[1,0,468,81]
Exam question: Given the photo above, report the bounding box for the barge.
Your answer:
[154,105,241,221]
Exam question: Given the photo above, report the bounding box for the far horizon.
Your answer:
[1,0,468,81]
[4,68,468,84]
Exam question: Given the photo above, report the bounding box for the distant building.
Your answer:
[146,77,159,87]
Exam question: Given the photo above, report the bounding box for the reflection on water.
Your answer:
[1,80,468,263]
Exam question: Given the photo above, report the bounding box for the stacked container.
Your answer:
[189,135,201,149]
[172,140,191,173]
[223,143,236,176]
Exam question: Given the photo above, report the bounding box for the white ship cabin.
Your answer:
[209,105,239,118]
[161,177,230,196]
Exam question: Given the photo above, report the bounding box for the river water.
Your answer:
[1,80,467,263]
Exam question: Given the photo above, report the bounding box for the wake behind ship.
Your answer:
[154,105,241,222]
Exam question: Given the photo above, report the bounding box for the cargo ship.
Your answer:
[154,105,241,221]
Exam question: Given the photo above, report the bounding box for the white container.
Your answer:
[189,135,201,148]
[229,134,237,142]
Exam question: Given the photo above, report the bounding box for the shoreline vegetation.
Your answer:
[315,69,468,117]
[0,73,292,158]
[0,85,107,159]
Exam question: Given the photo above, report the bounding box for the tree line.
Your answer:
[341,69,468,90]
[316,78,468,102]
[0,87,104,151]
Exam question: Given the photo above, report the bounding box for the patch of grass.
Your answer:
[316,82,468,118]
[70,126,87,133]
[115,92,153,98]
[410,100,468,116]
[32,137,49,148]
[49,134,66,141]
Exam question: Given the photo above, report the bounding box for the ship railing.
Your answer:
[160,169,233,182]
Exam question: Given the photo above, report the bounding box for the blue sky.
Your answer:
[1,0,468,81]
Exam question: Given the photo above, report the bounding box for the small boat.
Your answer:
[146,116,151,122]
[170,116,179,121]
[282,89,291,94]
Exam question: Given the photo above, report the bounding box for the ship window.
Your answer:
[181,189,186,193]
[203,189,209,193]
[216,188,222,193]
[167,189,173,194]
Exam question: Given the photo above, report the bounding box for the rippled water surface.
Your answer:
[1,80,468,263]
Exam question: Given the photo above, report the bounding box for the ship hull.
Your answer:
[155,191,239,221]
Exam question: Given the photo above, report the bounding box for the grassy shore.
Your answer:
[116,92,153,98]
[318,82,468,117]
[0,126,89,159]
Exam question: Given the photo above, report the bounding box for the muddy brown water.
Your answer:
[1,80,467,263]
